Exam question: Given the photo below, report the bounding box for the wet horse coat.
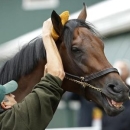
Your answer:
[0,4,129,116]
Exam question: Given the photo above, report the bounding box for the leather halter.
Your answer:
[65,67,119,93]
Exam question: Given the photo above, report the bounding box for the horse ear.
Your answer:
[51,10,63,38]
[77,3,87,21]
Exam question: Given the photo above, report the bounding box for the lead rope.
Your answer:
[65,76,102,92]
[65,76,130,100]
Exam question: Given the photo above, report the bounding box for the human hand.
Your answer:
[1,94,17,110]
[42,18,52,37]
[42,18,65,80]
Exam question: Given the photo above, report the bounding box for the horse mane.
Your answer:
[0,37,46,84]
[0,19,100,84]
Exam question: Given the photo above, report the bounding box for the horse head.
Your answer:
[51,3,129,116]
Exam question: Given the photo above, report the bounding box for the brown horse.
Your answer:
[0,3,129,116]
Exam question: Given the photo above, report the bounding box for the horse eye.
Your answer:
[71,47,81,53]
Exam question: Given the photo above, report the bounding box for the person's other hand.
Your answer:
[1,94,17,110]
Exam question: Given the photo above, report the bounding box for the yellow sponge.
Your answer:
[51,11,69,41]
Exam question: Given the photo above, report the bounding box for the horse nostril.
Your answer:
[107,84,120,93]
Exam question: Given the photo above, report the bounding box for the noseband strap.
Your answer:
[65,68,119,93]
[84,68,118,82]
[65,68,118,82]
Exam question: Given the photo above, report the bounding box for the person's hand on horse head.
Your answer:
[42,18,52,37]
[42,18,65,80]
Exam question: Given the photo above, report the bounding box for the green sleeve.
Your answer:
[0,74,64,130]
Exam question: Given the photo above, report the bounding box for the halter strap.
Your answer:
[84,68,118,82]
[65,68,119,82]
[65,67,119,100]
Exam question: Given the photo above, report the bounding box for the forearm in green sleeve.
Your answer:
[13,73,64,130]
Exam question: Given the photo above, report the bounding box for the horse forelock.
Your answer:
[0,36,46,84]
[62,19,102,51]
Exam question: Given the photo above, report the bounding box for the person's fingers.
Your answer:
[1,102,5,109]
[3,101,12,106]
[42,18,53,35]
[1,104,12,109]
[4,105,12,109]
[1,102,11,109]
[1,101,15,109]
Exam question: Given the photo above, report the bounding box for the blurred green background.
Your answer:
[0,0,103,44]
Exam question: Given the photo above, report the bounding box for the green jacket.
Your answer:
[0,74,63,130]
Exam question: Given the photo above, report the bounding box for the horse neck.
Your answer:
[13,60,45,102]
